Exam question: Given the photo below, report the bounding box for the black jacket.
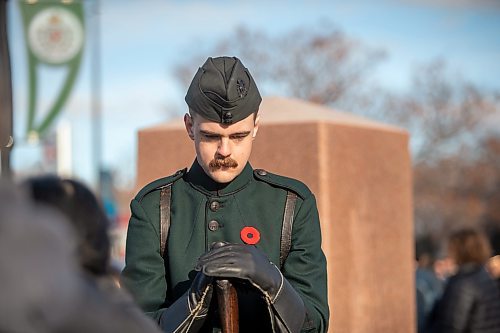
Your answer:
[430,264,500,333]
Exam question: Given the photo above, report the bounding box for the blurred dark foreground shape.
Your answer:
[0,179,161,333]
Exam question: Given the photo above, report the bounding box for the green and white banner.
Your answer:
[19,0,85,138]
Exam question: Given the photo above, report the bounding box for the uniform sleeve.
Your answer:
[121,198,166,322]
[283,194,329,333]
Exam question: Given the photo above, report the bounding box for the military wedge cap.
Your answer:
[185,56,262,124]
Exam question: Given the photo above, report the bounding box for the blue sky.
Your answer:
[7,0,500,187]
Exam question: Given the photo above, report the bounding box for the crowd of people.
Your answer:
[416,229,500,333]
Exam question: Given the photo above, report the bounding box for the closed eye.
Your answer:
[199,130,251,141]
[229,132,251,141]
[200,131,221,141]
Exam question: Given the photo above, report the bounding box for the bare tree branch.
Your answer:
[174,22,386,113]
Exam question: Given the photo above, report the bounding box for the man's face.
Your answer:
[184,112,259,183]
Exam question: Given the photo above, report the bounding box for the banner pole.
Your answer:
[0,0,13,179]
[91,0,102,191]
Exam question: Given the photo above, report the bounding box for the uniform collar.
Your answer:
[186,159,253,196]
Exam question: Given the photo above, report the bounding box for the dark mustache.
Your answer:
[209,157,238,169]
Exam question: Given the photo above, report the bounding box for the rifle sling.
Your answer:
[160,184,172,258]
[280,191,297,268]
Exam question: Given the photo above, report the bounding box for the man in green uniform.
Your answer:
[121,56,329,333]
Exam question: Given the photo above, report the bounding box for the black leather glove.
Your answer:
[196,243,282,300]
[159,271,213,333]
[196,244,306,333]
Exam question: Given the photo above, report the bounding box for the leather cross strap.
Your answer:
[280,191,298,268]
[160,184,172,258]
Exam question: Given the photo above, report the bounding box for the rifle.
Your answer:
[216,279,239,333]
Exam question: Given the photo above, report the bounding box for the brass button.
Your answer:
[256,169,267,176]
[210,201,220,212]
[208,220,219,231]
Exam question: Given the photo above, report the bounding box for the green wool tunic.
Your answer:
[121,161,329,332]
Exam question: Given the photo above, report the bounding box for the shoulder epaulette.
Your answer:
[135,168,186,201]
[253,169,311,200]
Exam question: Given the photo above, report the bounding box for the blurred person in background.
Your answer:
[432,253,456,282]
[488,254,500,291]
[21,175,162,332]
[429,228,500,333]
[486,228,500,292]
[415,235,444,333]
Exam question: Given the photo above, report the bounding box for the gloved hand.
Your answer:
[159,270,214,333]
[188,271,214,315]
[196,244,282,302]
[196,243,306,333]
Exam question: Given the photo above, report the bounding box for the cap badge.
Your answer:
[236,79,247,98]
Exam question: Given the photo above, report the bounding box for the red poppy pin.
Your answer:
[240,226,260,245]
